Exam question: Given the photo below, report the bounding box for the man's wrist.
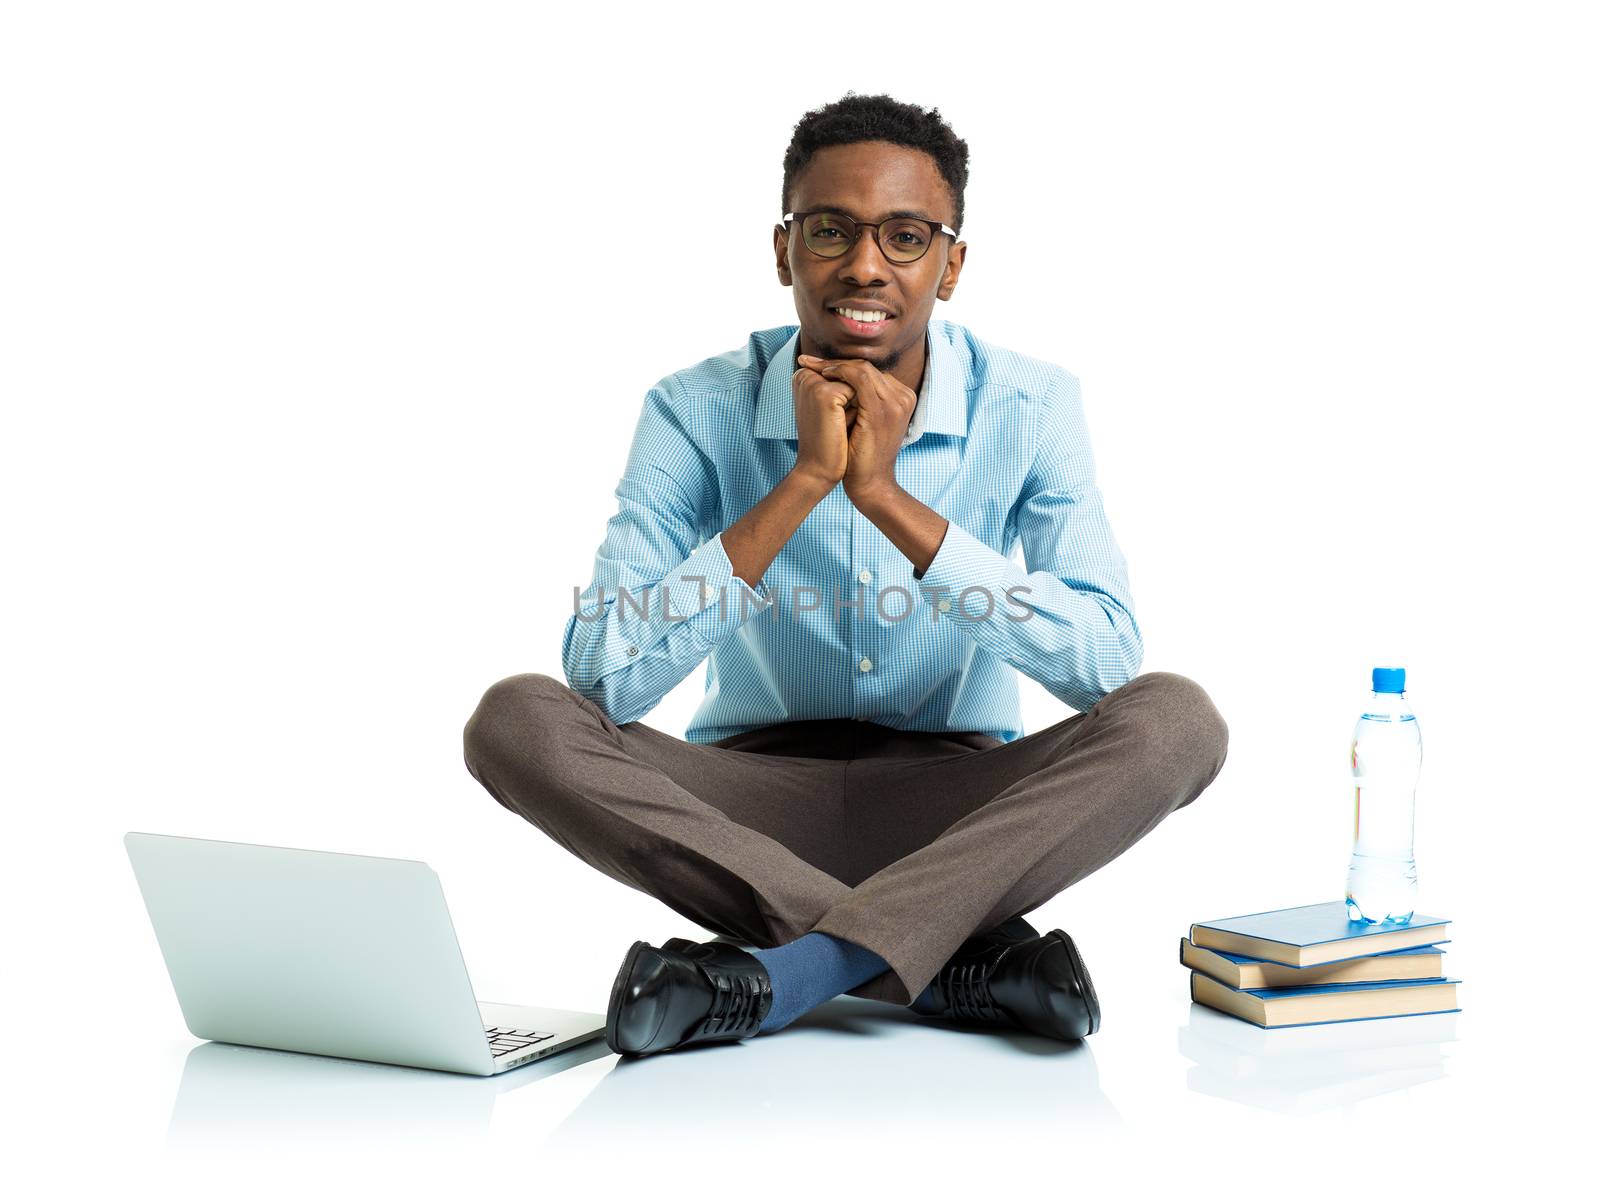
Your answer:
[783,466,838,506]
[844,478,904,519]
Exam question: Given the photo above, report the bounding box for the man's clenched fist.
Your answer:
[796,354,917,505]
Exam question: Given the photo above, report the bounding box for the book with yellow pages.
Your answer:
[1179,937,1448,990]
[1189,900,1449,967]
[1190,971,1461,1028]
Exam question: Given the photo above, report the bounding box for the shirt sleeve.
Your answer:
[561,376,772,725]
[912,369,1143,711]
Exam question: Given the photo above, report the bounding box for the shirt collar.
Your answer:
[754,321,969,445]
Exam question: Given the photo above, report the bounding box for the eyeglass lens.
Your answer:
[801,212,935,263]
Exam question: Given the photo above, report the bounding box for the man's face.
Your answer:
[774,141,966,385]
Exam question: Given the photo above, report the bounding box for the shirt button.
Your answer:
[858,568,873,585]
[858,656,873,672]
[937,599,951,612]
[626,646,639,656]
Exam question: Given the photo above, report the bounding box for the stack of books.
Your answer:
[1181,901,1461,1028]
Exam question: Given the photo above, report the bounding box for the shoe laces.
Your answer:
[940,956,1004,1023]
[695,967,770,1039]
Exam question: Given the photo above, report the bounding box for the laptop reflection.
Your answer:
[167,1036,612,1147]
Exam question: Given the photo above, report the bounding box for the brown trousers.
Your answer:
[462,671,1228,1006]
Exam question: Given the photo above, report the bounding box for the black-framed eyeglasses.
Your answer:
[782,210,959,264]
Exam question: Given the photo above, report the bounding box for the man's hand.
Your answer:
[790,365,858,491]
[796,354,916,508]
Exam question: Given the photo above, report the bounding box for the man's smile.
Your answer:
[829,306,896,338]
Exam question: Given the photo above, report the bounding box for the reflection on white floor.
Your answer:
[166,996,1467,1152]
[541,996,1119,1153]
[166,994,1119,1150]
[1178,1006,1459,1115]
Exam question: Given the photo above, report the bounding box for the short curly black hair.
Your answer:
[781,91,970,234]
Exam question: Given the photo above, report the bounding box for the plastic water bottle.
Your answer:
[1345,667,1422,924]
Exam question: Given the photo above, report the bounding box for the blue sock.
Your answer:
[749,932,892,1033]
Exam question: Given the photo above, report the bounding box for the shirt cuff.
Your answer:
[603,532,772,665]
[914,521,1027,642]
[917,520,1012,595]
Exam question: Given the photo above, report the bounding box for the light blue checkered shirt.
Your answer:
[562,319,1142,744]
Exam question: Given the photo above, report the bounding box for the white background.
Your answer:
[3,1,1595,1192]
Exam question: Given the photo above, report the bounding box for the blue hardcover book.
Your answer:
[1190,900,1450,967]
[1179,937,1448,990]
[1190,970,1462,1028]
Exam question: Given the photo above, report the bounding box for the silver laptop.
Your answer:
[125,832,607,1076]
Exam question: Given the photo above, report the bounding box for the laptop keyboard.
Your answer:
[484,1026,556,1058]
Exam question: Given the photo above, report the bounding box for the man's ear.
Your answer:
[774,224,794,287]
[936,240,967,302]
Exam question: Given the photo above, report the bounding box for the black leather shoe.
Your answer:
[917,928,1101,1041]
[605,939,774,1058]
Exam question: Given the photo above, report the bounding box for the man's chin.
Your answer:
[811,338,858,360]
[808,335,901,372]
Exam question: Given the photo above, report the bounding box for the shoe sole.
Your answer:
[604,939,652,1056]
[1047,929,1101,1037]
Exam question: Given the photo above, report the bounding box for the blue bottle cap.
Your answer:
[1372,667,1406,694]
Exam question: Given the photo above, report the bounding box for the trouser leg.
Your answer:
[462,673,854,947]
[814,671,1231,1006]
